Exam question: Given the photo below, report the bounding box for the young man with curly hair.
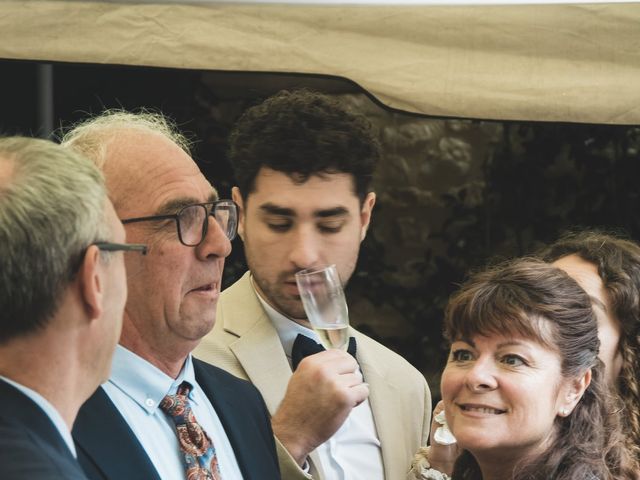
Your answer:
[195,89,432,480]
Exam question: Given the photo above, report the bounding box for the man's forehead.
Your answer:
[156,192,219,215]
[103,132,218,216]
[104,129,192,178]
[248,169,360,213]
[253,168,357,193]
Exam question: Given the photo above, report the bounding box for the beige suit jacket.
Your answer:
[194,272,432,480]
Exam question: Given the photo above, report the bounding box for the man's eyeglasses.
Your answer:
[120,200,238,247]
[94,242,148,255]
[70,241,147,277]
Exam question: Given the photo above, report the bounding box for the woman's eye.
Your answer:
[502,355,526,367]
[451,349,474,362]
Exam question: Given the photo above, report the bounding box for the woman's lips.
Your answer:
[457,403,507,415]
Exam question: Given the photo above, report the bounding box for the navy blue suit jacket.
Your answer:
[73,358,280,480]
[0,379,88,479]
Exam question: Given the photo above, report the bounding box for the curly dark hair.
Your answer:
[228,89,381,203]
[444,258,636,480]
[540,230,640,465]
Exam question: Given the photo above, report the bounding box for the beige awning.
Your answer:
[1,1,639,123]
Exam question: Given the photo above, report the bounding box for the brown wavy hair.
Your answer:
[444,258,636,480]
[540,230,640,466]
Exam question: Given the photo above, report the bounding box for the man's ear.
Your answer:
[78,245,104,321]
[359,192,376,242]
[232,186,246,242]
[559,368,592,417]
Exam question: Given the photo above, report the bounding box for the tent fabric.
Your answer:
[1,1,639,124]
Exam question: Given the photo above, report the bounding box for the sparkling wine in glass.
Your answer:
[295,264,349,350]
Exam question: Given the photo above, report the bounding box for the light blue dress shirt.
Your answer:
[102,345,243,480]
[0,375,77,457]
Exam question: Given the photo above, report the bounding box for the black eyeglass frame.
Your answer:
[94,242,148,255]
[69,241,147,278]
[120,199,238,247]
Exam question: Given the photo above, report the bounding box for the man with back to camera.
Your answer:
[62,110,280,480]
[0,136,136,479]
[195,89,432,479]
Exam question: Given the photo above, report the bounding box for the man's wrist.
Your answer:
[272,420,312,467]
[274,438,313,480]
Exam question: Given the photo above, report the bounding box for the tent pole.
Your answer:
[37,63,54,139]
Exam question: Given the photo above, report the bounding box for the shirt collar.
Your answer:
[107,344,198,414]
[250,275,320,360]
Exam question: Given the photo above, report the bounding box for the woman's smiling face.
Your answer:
[441,332,572,461]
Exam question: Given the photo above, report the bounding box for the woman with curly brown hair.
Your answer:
[541,231,640,464]
[411,258,636,480]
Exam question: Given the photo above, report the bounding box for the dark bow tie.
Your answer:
[291,333,357,371]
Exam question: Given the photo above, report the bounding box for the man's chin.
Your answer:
[272,300,307,322]
[291,318,313,329]
[179,308,216,340]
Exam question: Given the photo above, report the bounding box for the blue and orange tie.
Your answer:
[160,381,222,480]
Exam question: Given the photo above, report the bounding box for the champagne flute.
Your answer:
[295,264,350,350]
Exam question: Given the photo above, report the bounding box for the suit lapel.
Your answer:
[219,273,293,414]
[353,331,405,480]
[194,360,282,480]
[229,320,292,413]
[219,273,325,475]
[73,388,161,480]
[194,362,248,478]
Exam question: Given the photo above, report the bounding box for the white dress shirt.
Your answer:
[254,282,385,480]
[102,345,243,480]
[0,375,77,458]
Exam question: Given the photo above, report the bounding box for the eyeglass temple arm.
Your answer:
[94,242,148,255]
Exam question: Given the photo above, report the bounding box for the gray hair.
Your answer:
[59,109,191,168]
[0,137,109,342]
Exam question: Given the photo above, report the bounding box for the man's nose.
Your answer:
[196,215,232,260]
[288,226,321,270]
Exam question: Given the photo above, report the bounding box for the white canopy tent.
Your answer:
[1,0,639,124]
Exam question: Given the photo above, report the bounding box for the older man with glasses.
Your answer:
[0,136,139,479]
[61,111,280,480]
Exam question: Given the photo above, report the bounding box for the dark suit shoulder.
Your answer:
[0,417,87,479]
